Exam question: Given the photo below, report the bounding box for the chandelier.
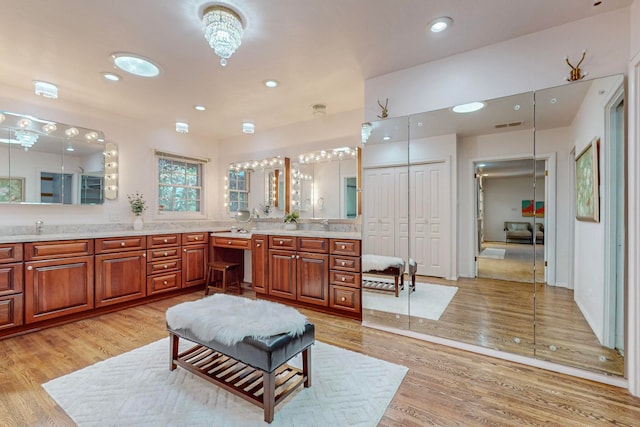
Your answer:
[201,5,244,67]
[14,129,39,150]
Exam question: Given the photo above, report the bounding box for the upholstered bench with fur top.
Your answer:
[166,294,315,424]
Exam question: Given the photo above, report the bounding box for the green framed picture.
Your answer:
[0,177,25,202]
[575,137,599,222]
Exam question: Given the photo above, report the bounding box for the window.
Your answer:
[156,150,207,213]
[228,169,249,212]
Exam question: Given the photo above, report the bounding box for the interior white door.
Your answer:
[363,168,396,256]
[410,161,451,278]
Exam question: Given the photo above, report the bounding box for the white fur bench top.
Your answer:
[166,294,308,346]
[362,254,405,272]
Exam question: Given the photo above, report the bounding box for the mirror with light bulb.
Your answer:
[228,156,289,218]
[290,147,359,219]
[0,110,116,204]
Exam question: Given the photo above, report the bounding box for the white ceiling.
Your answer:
[0,0,631,143]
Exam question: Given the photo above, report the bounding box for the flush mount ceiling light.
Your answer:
[201,5,244,67]
[112,53,160,77]
[176,122,189,133]
[33,81,58,99]
[242,122,255,134]
[429,16,453,33]
[194,105,206,111]
[263,79,278,88]
[452,101,485,113]
[103,72,121,81]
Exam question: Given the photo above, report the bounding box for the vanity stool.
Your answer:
[205,261,242,295]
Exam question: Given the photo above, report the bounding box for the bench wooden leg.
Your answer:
[169,333,179,371]
[263,371,275,423]
[394,276,399,297]
[302,347,311,387]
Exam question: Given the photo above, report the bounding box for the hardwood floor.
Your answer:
[1,290,639,426]
[364,274,624,376]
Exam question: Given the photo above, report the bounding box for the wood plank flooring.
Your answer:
[0,290,639,426]
[364,274,624,376]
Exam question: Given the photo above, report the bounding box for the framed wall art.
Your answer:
[0,177,25,202]
[575,137,600,222]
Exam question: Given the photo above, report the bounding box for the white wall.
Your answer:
[483,176,544,242]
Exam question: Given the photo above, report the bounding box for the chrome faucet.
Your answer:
[321,219,329,231]
[35,220,44,234]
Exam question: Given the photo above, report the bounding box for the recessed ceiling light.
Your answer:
[112,53,160,77]
[242,122,255,134]
[263,79,278,88]
[176,122,189,133]
[452,101,485,113]
[383,136,391,141]
[103,72,121,81]
[33,81,58,99]
[194,105,206,111]
[429,17,453,33]
[550,98,558,104]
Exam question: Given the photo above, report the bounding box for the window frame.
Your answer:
[227,169,250,214]
[154,150,208,219]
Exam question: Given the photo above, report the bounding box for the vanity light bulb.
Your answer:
[65,127,79,138]
[0,113,5,123]
[18,118,31,128]
[42,123,57,134]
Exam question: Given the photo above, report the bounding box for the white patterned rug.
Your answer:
[479,248,506,259]
[363,278,458,320]
[43,338,407,427]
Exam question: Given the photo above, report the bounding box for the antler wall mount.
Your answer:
[377,98,389,119]
[565,50,589,82]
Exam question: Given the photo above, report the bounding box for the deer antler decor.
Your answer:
[565,50,589,82]
[377,98,389,119]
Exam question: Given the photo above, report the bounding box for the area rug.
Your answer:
[362,278,458,320]
[43,338,407,427]
[479,247,506,259]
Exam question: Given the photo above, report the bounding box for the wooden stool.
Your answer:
[205,261,242,295]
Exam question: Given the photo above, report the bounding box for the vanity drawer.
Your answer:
[212,237,251,250]
[147,247,180,262]
[147,234,180,248]
[0,243,23,264]
[0,264,23,296]
[25,239,94,260]
[330,271,361,288]
[329,239,361,257]
[182,232,209,245]
[0,294,23,330]
[147,259,181,275]
[269,236,296,251]
[297,237,328,253]
[329,285,361,314]
[95,236,146,254]
[330,255,361,272]
[147,271,182,295]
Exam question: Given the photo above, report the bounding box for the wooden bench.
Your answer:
[362,254,406,297]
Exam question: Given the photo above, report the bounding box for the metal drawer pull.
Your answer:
[228,241,232,245]
[164,264,168,269]
[27,265,33,271]
[256,243,261,247]
[279,240,283,244]
[341,277,346,281]
[164,252,168,256]
[184,248,187,252]
[291,254,295,258]
[341,245,346,249]
[341,261,346,266]
[164,239,168,243]
[163,280,168,285]
[195,236,199,240]
[341,297,346,302]
[121,242,126,247]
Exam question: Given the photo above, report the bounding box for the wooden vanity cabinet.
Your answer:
[181,232,209,288]
[94,236,147,308]
[24,240,94,324]
[0,243,24,330]
[268,236,329,306]
[147,233,181,295]
[328,238,362,315]
[251,236,268,294]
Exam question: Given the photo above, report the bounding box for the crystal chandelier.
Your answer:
[14,129,39,150]
[202,5,244,67]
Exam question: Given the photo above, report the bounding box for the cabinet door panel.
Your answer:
[297,253,329,306]
[268,250,296,300]
[252,236,268,293]
[182,244,208,288]
[95,251,146,307]
[0,295,23,330]
[0,263,23,295]
[25,256,94,323]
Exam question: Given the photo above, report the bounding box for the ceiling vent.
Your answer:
[494,121,523,129]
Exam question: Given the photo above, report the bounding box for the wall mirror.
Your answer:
[0,110,111,205]
[291,147,359,219]
[361,73,625,377]
[229,156,289,218]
